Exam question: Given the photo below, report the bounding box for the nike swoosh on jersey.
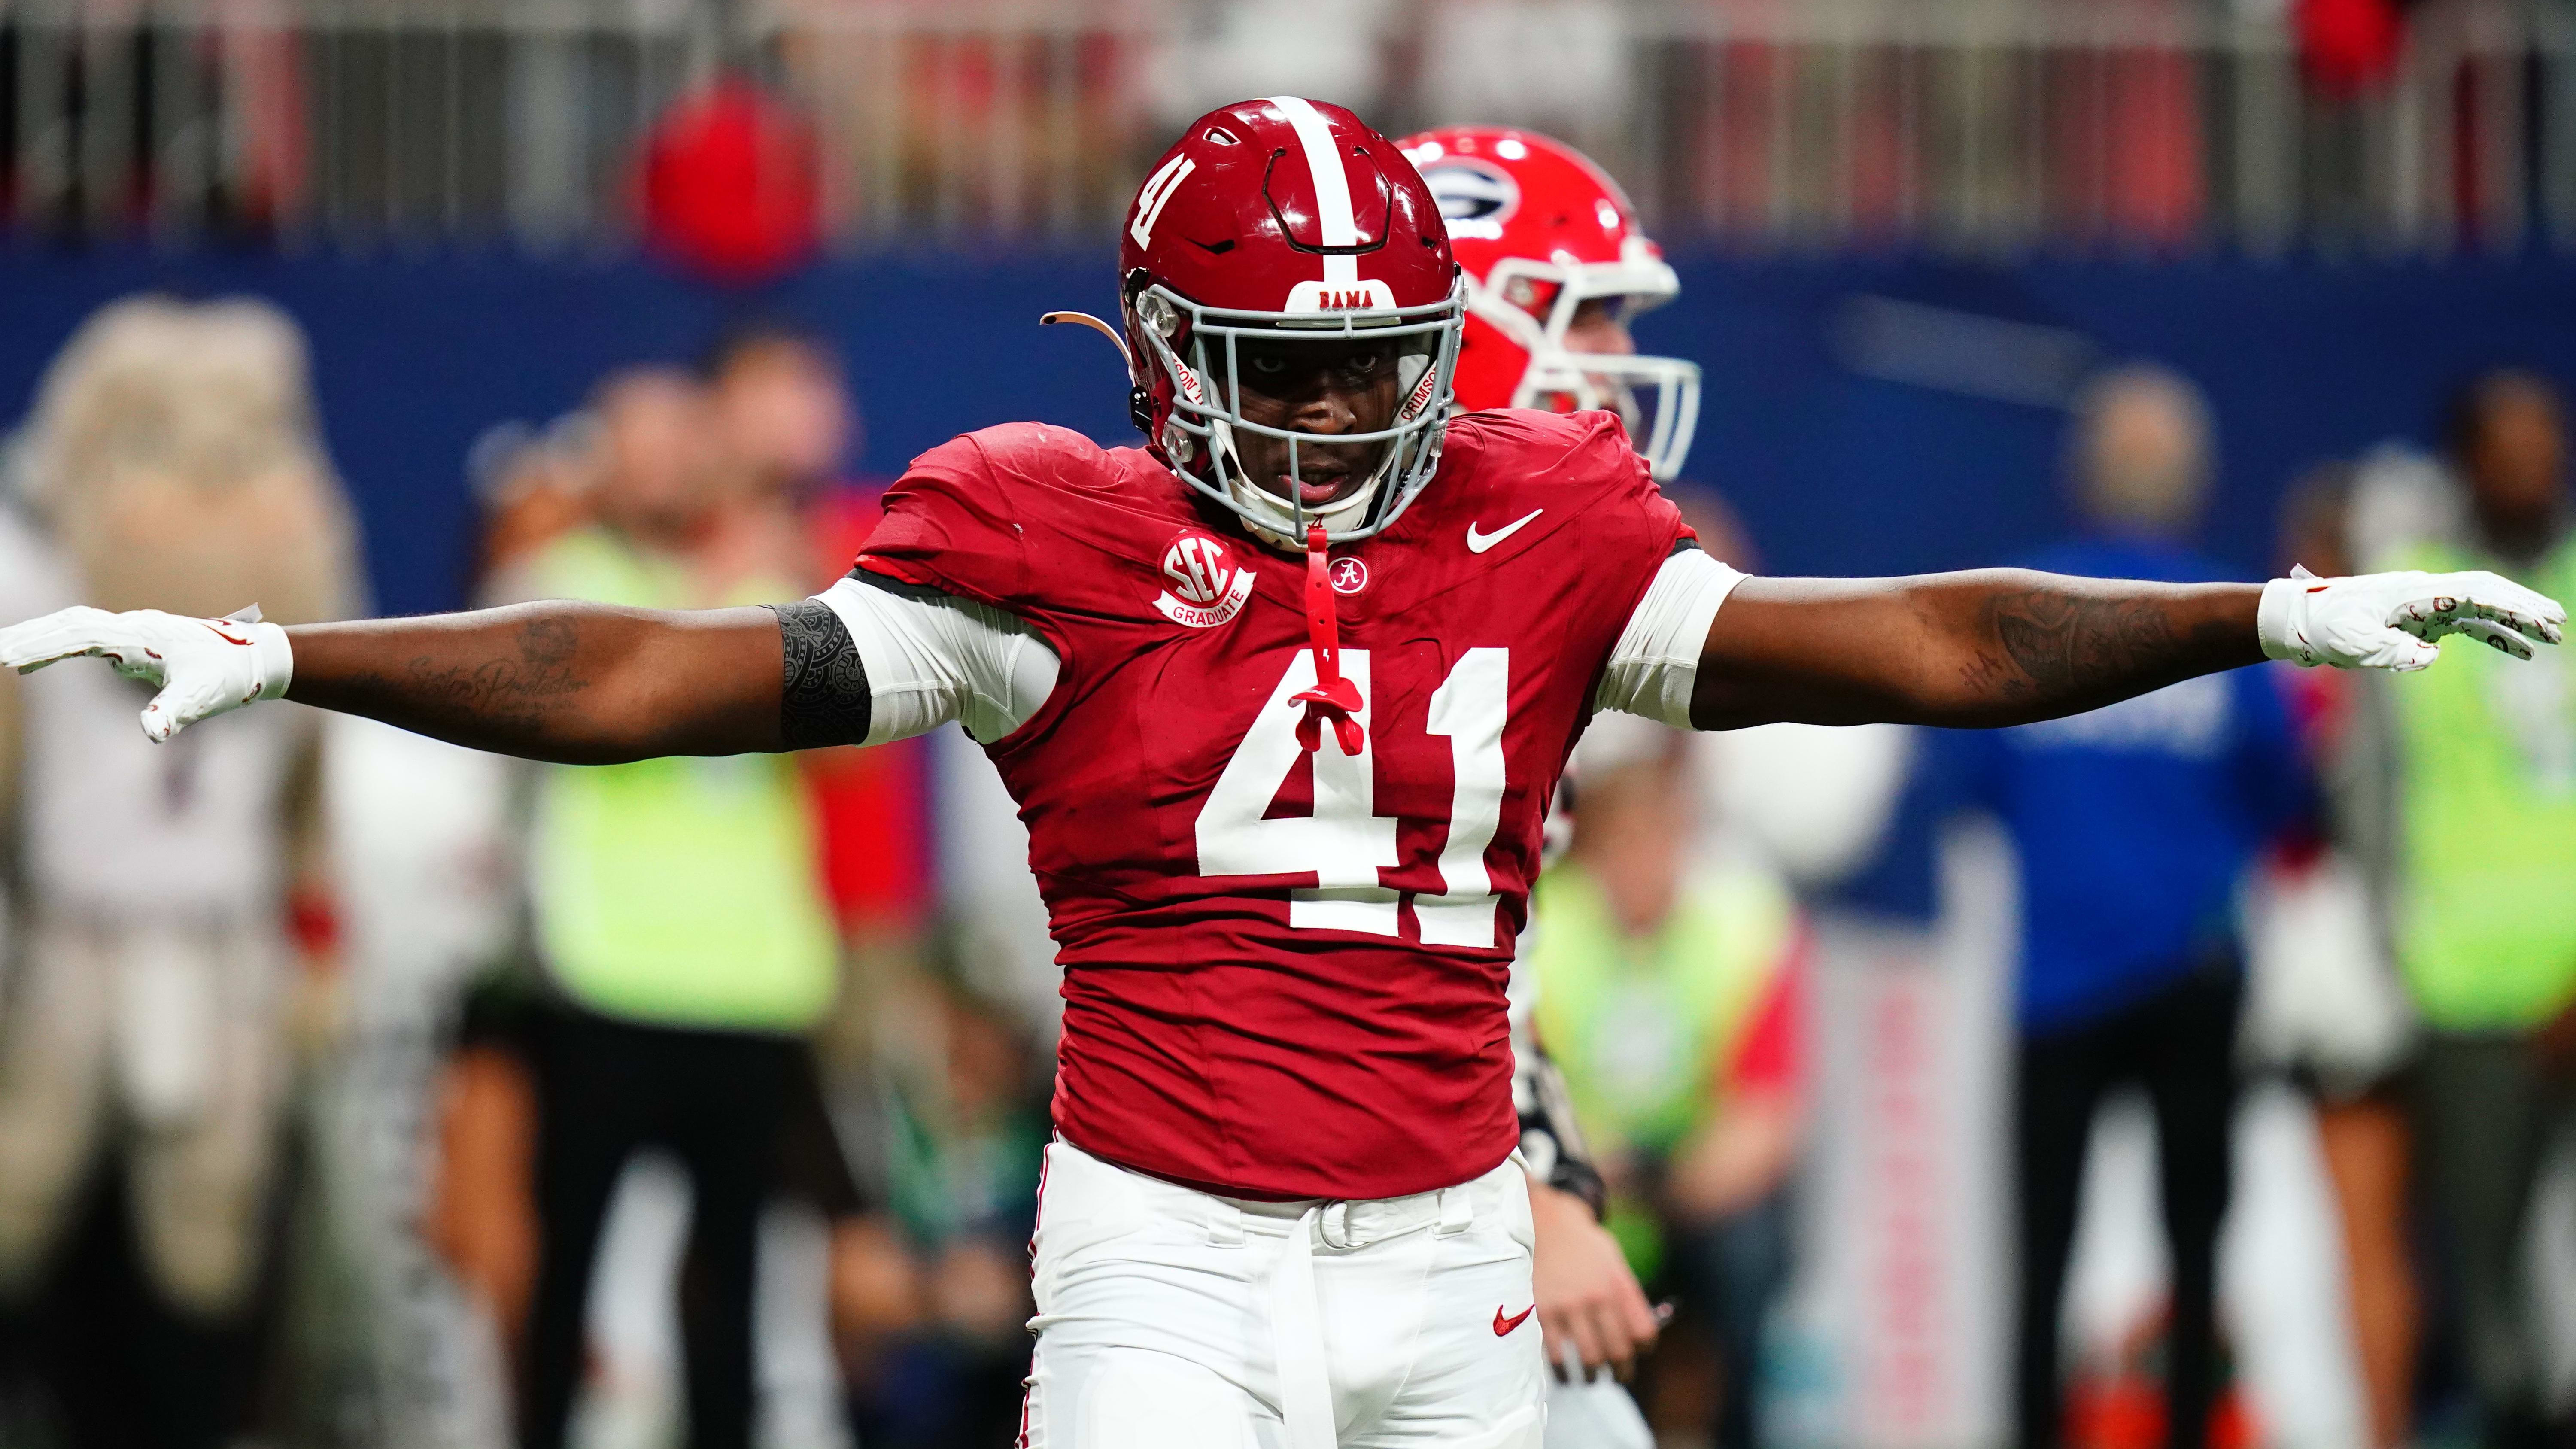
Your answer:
[1465,509,1544,554]
[1493,1304,1536,1337]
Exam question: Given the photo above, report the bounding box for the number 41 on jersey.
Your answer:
[1194,648,1508,947]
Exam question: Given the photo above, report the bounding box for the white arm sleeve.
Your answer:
[814,574,1062,745]
[1594,547,1747,727]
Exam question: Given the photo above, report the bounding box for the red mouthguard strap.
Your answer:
[1287,522,1364,756]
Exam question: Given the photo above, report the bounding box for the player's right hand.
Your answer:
[2258,565,2565,670]
[0,605,293,743]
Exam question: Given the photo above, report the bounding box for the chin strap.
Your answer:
[1287,523,1365,756]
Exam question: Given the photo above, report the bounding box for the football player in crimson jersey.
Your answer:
[3,97,2562,1449]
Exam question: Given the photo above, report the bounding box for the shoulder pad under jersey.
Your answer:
[1446,407,1653,498]
[1434,407,1684,562]
[857,422,1154,611]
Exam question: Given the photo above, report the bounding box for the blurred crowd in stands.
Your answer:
[0,290,2572,1449]
[9,0,2564,261]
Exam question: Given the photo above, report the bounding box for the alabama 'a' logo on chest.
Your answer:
[1153,527,1257,628]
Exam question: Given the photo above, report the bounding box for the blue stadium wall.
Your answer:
[4,245,2573,617]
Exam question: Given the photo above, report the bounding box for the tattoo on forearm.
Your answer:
[394,617,591,731]
[769,600,872,750]
[1977,587,2227,704]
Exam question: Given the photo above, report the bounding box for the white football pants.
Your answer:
[1021,1140,1547,1449]
[1543,1375,1654,1449]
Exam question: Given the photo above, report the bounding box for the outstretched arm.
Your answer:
[0,597,874,762]
[1691,567,2564,731]
[286,603,787,762]
[1691,572,2257,729]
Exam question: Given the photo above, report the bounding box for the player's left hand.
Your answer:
[2259,566,2565,671]
[1528,1179,1660,1382]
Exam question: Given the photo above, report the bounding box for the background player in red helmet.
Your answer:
[1397,122,1686,1449]
[1402,125,1698,481]
[2,98,2561,1449]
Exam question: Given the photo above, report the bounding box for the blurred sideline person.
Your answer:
[703,319,864,590]
[701,320,937,949]
[433,352,920,1444]
[1529,717,1806,1449]
[2241,463,2420,1449]
[696,323,948,1421]
[2373,371,2576,1449]
[318,699,521,1442]
[416,405,606,1394]
[1942,365,2308,1449]
[0,295,361,1444]
[845,952,1049,1448]
[2,98,2563,1449]
[492,366,843,1449]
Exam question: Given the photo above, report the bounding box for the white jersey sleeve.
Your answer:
[1593,547,1747,727]
[814,574,1061,745]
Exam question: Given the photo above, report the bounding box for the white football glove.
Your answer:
[0,605,294,742]
[2257,565,2565,671]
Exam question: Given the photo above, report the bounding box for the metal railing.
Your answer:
[3,0,2570,254]
[1613,0,2576,255]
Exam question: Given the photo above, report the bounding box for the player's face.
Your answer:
[1226,335,1403,510]
[2467,382,2568,527]
[1561,298,1636,358]
[1536,299,1652,420]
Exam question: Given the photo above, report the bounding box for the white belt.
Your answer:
[1040,1142,1516,1449]
[1274,1204,1338,1449]
[1244,1175,1489,1449]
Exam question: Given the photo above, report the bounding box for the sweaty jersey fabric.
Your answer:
[859,409,1691,1200]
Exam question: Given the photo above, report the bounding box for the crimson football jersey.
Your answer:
[858,407,1689,1200]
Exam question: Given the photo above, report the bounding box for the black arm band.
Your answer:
[1518,1042,1610,1220]
[766,599,872,751]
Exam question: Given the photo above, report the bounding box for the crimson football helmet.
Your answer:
[1395,126,1700,480]
[1109,97,1466,552]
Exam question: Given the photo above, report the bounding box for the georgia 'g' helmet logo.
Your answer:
[1153,528,1257,628]
[1419,159,1519,234]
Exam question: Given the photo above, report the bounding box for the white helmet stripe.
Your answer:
[1267,95,1360,286]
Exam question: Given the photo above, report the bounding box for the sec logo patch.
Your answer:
[1329,556,1370,595]
[1154,528,1257,627]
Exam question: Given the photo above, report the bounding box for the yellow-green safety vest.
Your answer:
[1528,858,1797,1157]
[522,528,838,1032]
[2388,535,2576,1030]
